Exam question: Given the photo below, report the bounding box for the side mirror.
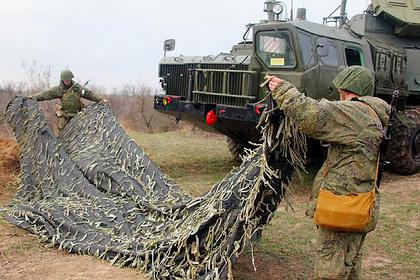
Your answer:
[163,39,176,57]
[316,38,330,57]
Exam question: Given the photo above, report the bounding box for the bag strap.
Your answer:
[356,100,382,192]
[357,100,386,137]
[373,154,380,192]
[60,82,77,100]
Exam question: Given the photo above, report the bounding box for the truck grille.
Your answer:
[159,63,257,107]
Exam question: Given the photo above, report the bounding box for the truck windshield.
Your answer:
[256,30,296,68]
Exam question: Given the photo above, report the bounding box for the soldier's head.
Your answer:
[60,69,74,86]
[332,66,374,101]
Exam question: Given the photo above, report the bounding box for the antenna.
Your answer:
[323,0,348,27]
[290,0,294,20]
[339,0,348,27]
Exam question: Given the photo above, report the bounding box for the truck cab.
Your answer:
[155,0,420,174]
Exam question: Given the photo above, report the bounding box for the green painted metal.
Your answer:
[156,0,420,167]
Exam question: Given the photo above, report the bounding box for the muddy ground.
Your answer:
[0,136,419,280]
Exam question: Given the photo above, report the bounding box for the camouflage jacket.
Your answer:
[33,82,104,117]
[273,81,391,231]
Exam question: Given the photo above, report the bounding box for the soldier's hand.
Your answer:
[23,96,34,101]
[101,99,110,106]
[267,76,284,92]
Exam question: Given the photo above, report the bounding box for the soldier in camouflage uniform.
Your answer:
[29,69,106,131]
[268,66,390,279]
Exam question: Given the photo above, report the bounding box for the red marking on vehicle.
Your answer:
[206,110,218,126]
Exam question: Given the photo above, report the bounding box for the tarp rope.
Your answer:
[4,97,306,279]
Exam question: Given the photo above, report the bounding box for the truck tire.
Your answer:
[387,107,420,175]
[226,136,246,162]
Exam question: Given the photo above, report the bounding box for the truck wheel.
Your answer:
[387,107,420,175]
[226,137,245,162]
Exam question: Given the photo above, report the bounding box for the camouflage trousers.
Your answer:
[57,116,72,131]
[314,227,367,280]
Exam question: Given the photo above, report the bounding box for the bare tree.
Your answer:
[22,60,51,92]
[107,83,165,133]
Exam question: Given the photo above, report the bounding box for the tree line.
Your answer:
[0,82,180,136]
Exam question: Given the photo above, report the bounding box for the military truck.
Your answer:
[155,0,420,175]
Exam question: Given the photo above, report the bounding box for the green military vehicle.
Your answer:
[155,0,420,175]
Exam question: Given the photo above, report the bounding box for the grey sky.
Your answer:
[0,0,369,91]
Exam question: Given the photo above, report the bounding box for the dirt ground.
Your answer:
[0,136,419,280]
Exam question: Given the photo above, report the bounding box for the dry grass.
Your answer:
[0,138,20,208]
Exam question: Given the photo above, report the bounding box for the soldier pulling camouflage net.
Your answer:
[4,96,306,279]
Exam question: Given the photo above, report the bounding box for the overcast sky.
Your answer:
[0,0,370,91]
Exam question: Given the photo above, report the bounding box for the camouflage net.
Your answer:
[4,97,306,279]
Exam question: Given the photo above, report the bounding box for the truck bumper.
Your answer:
[154,94,265,142]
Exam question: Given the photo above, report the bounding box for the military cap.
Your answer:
[332,66,374,96]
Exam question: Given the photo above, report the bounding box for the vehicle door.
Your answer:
[316,37,344,101]
[297,30,318,98]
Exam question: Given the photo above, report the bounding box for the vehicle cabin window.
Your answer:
[298,32,316,68]
[345,47,364,66]
[318,41,339,67]
[256,30,296,68]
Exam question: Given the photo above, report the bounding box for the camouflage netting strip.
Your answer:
[4,97,306,279]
